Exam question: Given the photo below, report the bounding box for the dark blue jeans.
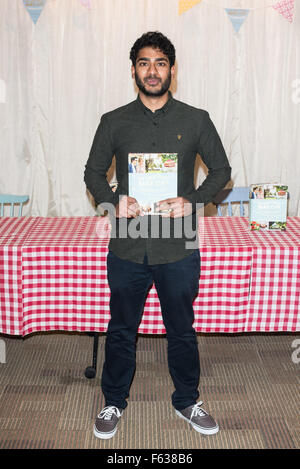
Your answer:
[101,249,201,411]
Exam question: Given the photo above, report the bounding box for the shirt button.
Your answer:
[152,142,156,147]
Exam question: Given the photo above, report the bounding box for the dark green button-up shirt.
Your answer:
[84,93,231,264]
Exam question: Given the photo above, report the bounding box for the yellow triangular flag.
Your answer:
[178,0,203,15]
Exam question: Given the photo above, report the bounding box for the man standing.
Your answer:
[84,31,231,439]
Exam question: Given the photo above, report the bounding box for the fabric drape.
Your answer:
[0,0,299,216]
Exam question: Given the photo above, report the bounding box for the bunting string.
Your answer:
[189,1,284,10]
[23,0,93,25]
[22,1,295,26]
[178,0,294,30]
[178,0,295,24]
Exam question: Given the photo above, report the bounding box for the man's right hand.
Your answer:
[115,196,142,218]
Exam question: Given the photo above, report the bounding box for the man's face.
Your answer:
[132,46,175,97]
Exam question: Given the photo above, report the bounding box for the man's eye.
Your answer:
[157,62,166,66]
[139,62,148,67]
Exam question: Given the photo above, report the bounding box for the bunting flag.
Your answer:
[178,0,202,15]
[23,0,47,24]
[225,8,250,33]
[79,0,92,9]
[272,0,294,23]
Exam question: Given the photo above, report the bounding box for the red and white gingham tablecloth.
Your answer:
[0,216,299,336]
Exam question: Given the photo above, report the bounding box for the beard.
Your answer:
[134,70,172,97]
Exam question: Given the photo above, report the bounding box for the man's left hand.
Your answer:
[156,197,192,217]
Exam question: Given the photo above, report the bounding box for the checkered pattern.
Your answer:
[198,216,252,247]
[1,216,300,336]
[194,246,252,333]
[247,217,300,331]
[0,217,40,335]
[247,247,300,331]
[0,246,23,335]
[21,217,111,335]
[196,217,253,332]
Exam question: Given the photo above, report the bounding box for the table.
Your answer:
[1,216,300,337]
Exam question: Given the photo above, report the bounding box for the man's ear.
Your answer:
[131,65,135,79]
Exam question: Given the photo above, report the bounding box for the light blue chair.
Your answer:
[213,187,249,216]
[0,194,29,217]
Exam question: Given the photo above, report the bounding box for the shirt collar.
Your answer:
[136,91,173,115]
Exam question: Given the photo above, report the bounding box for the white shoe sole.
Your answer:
[93,424,118,440]
[175,410,219,435]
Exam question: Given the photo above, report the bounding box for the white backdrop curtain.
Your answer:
[0,0,299,216]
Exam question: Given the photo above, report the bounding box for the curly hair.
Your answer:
[130,31,176,67]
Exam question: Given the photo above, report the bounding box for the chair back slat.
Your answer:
[0,195,29,217]
[213,187,249,217]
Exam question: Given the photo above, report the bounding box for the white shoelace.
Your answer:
[189,401,207,422]
[99,406,122,420]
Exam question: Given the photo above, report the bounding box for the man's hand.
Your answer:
[156,197,193,217]
[115,196,142,218]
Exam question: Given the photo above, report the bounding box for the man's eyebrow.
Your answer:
[136,57,168,62]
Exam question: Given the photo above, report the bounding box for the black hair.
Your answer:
[130,31,176,67]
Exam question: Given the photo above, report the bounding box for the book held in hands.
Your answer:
[128,153,178,214]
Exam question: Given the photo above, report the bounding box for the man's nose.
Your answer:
[148,62,158,74]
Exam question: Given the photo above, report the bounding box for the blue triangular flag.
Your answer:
[225,8,249,34]
[23,0,47,24]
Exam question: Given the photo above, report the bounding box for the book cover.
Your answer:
[249,183,288,231]
[128,153,178,214]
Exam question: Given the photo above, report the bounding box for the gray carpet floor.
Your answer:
[0,331,299,449]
